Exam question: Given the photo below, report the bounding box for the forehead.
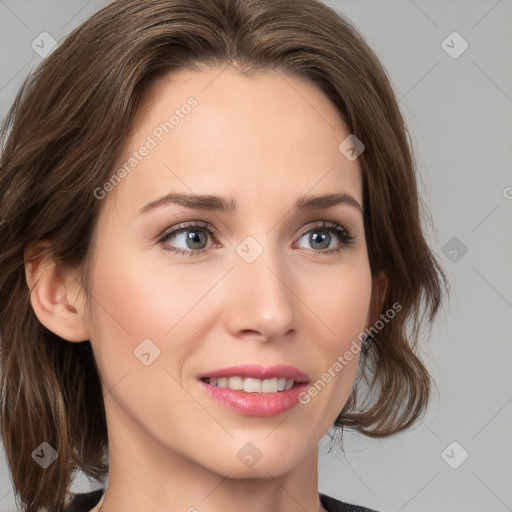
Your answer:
[104,66,363,217]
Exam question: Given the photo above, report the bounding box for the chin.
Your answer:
[197,438,311,479]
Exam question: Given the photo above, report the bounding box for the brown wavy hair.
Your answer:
[0,0,448,510]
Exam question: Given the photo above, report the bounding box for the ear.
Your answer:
[367,271,389,328]
[24,242,90,342]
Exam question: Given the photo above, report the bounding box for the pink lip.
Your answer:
[198,380,309,417]
[198,364,309,382]
[197,364,309,417]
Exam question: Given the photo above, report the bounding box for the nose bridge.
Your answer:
[226,234,296,337]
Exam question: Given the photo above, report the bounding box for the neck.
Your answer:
[93,403,325,512]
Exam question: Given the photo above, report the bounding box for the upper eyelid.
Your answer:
[158,221,217,241]
[295,221,350,238]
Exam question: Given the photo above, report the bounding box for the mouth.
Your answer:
[196,364,310,416]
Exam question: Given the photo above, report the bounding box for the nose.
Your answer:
[223,241,296,341]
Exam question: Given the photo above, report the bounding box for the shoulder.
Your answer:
[320,492,381,512]
[64,488,105,512]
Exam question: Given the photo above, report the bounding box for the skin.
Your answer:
[26,66,386,512]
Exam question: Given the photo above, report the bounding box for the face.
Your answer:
[85,66,373,478]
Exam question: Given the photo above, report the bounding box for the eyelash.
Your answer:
[157,220,355,258]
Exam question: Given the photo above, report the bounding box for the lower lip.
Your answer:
[197,379,309,417]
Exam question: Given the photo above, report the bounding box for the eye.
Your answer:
[294,221,354,254]
[157,220,354,257]
[158,221,218,258]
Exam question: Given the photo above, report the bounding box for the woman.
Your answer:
[0,1,448,511]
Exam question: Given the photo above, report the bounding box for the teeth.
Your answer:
[243,378,261,393]
[262,377,278,392]
[205,376,296,393]
[227,376,244,390]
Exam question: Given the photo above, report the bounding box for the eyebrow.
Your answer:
[138,191,363,215]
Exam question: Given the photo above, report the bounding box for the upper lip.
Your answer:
[198,364,309,383]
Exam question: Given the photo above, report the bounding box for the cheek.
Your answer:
[331,268,372,369]
[88,243,208,339]
[84,246,209,436]
[85,240,223,383]
[299,261,372,410]
[312,260,373,347]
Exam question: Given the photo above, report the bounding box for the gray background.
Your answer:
[1,1,511,511]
